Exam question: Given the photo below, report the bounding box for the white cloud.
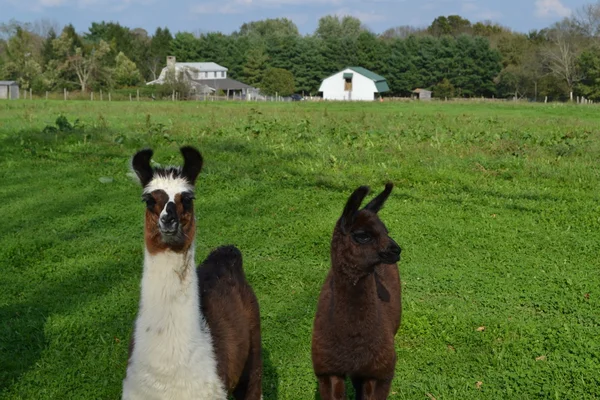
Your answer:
[534,0,571,18]
[39,0,67,6]
[333,8,387,23]
[190,0,341,13]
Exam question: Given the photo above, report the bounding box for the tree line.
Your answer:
[2,2,600,100]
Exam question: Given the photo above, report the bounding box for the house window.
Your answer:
[221,71,225,78]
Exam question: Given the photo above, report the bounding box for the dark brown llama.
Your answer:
[311,183,402,400]
[122,146,262,400]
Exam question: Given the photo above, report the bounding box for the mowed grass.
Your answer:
[0,99,599,399]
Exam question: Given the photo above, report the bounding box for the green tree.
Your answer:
[145,27,172,81]
[428,15,471,37]
[53,32,111,91]
[433,78,455,98]
[170,32,200,61]
[238,18,299,38]
[113,51,142,87]
[260,67,295,96]
[2,27,43,90]
[242,46,268,86]
[576,49,600,100]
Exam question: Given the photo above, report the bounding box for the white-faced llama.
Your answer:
[122,146,263,400]
[311,183,402,400]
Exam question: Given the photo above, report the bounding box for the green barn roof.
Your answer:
[346,67,389,92]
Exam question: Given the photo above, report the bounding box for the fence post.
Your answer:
[130,93,132,101]
[544,96,548,103]
[100,89,103,101]
[137,89,139,101]
[91,92,93,101]
[46,91,48,100]
[172,90,175,101]
[64,88,67,101]
[30,88,32,100]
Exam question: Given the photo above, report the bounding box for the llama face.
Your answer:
[337,183,401,269]
[132,147,203,253]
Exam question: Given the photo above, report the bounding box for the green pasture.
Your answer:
[0,100,598,399]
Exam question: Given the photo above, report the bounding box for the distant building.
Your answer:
[318,67,389,101]
[0,81,19,100]
[412,88,432,101]
[147,56,254,98]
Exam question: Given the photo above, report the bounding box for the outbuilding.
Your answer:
[412,88,432,101]
[318,67,389,101]
[0,81,19,100]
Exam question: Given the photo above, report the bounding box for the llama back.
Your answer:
[197,245,247,288]
[197,244,263,395]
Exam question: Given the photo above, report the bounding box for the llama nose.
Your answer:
[160,202,178,226]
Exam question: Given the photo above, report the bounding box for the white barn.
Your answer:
[318,67,389,101]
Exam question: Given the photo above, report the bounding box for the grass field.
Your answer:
[0,99,599,399]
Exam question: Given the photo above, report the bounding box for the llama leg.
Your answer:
[317,375,346,400]
[352,378,377,400]
[233,325,263,400]
[373,378,393,400]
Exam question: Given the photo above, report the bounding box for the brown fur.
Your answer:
[197,245,263,399]
[311,184,402,400]
[143,190,196,255]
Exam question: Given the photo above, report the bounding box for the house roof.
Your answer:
[0,81,18,85]
[176,62,228,72]
[412,88,431,93]
[193,77,252,91]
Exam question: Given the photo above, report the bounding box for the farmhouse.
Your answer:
[318,67,389,101]
[0,81,19,100]
[147,56,254,98]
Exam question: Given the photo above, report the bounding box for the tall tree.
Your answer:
[542,19,585,97]
[260,67,295,96]
[113,51,142,87]
[238,18,299,38]
[145,27,172,81]
[242,46,268,86]
[2,27,43,90]
[53,31,111,91]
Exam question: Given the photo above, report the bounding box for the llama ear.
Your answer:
[364,182,393,213]
[180,146,203,185]
[340,186,370,234]
[131,148,154,187]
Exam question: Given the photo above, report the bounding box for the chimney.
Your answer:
[167,56,176,70]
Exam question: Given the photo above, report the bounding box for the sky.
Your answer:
[1,0,592,36]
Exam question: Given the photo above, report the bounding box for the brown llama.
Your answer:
[122,146,262,400]
[311,183,402,400]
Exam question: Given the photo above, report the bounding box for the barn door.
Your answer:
[344,78,352,91]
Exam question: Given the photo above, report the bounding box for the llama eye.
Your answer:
[142,195,156,209]
[181,194,195,209]
[352,231,372,244]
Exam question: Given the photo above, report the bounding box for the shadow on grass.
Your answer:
[0,258,135,393]
[262,347,279,400]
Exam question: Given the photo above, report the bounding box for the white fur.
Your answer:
[122,228,226,399]
[144,175,193,228]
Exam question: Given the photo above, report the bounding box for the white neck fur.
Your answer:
[122,245,227,400]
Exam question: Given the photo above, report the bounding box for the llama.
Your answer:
[122,146,262,400]
[311,183,402,400]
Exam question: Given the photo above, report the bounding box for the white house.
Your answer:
[318,67,389,101]
[147,56,254,98]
